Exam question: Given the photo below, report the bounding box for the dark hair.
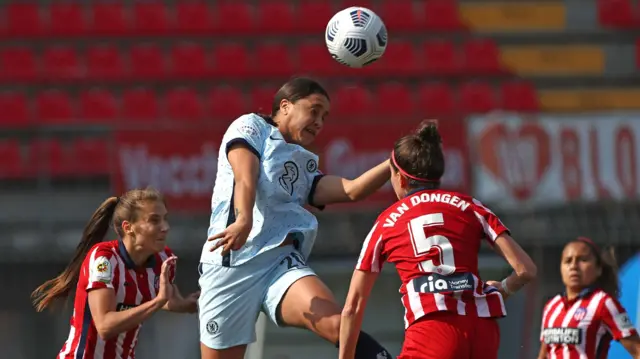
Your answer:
[391,121,445,185]
[258,77,330,125]
[568,237,619,298]
[31,188,164,312]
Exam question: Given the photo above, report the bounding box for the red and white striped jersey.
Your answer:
[357,189,509,329]
[540,288,638,359]
[58,240,174,359]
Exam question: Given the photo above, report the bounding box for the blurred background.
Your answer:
[1,0,640,358]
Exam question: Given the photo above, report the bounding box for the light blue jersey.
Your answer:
[200,114,324,267]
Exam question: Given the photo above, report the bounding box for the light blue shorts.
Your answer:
[197,244,316,350]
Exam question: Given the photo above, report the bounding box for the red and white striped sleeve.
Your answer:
[85,246,118,291]
[600,295,638,340]
[472,199,510,245]
[355,221,386,273]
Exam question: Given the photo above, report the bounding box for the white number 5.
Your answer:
[408,213,456,275]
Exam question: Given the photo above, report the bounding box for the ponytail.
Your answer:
[31,197,119,312]
[596,246,619,298]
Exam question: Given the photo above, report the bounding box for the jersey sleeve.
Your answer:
[356,221,386,272]
[223,114,269,159]
[471,199,510,245]
[306,167,325,210]
[600,295,638,340]
[85,247,117,291]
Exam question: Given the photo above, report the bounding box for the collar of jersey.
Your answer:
[405,185,440,197]
[561,286,596,305]
[118,240,157,269]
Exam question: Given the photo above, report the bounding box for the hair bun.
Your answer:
[415,120,441,145]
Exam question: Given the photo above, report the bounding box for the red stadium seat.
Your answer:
[0,92,28,127]
[42,46,81,80]
[459,82,496,114]
[176,3,214,34]
[49,3,86,36]
[91,3,129,35]
[6,3,43,37]
[0,46,36,81]
[133,3,169,35]
[215,3,254,33]
[208,87,245,119]
[379,0,422,32]
[423,41,459,75]
[27,138,69,177]
[375,83,414,116]
[212,44,250,77]
[462,39,502,75]
[375,41,420,75]
[597,0,637,28]
[417,83,455,115]
[0,139,23,178]
[499,81,538,112]
[70,137,109,176]
[249,87,275,114]
[170,43,209,78]
[338,0,373,11]
[36,90,74,124]
[254,44,294,77]
[257,2,294,33]
[332,85,373,117]
[424,0,462,30]
[122,88,158,122]
[79,89,118,122]
[297,42,344,76]
[130,44,166,79]
[296,1,333,33]
[87,45,125,80]
[166,88,203,121]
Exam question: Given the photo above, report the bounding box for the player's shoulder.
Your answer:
[229,113,271,132]
[88,240,118,258]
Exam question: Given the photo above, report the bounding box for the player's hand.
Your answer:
[485,280,510,300]
[208,219,252,255]
[156,256,177,305]
[181,291,200,313]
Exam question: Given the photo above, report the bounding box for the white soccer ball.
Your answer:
[325,7,388,68]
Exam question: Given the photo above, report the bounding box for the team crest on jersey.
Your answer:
[573,307,587,321]
[279,161,299,195]
[206,318,219,335]
[306,159,318,173]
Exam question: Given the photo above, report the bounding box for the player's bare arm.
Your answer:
[619,334,640,358]
[88,256,176,340]
[311,159,390,206]
[339,270,379,359]
[486,233,537,299]
[536,343,548,359]
[208,144,259,255]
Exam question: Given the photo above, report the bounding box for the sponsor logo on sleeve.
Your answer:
[91,256,113,284]
[614,312,634,331]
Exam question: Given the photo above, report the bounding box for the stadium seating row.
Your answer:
[0,82,539,127]
[1,40,612,81]
[0,1,463,37]
[0,137,109,178]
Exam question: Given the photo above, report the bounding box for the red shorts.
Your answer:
[398,312,500,359]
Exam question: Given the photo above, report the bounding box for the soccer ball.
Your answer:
[325,7,388,68]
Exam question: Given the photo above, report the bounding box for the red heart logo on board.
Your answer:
[477,120,551,201]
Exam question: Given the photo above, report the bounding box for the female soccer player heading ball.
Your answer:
[199,77,393,359]
[31,188,199,359]
[339,122,538,359]
[538,237,640,359]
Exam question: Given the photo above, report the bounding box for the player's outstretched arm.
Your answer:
[487,233,537,299]
[339,269,379,359]
[88,256,175,340]
[162,285,199,313]
[619,334,640,358]
[311,159,390,206]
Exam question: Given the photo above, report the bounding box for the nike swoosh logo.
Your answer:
[270,135,284,141]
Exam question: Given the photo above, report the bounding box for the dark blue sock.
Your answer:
[336,331,392,359]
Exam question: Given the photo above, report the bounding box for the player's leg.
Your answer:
[398,313,469,359]
[469,317,500,359]
[262,247,391,358]
[198,262,264,359]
